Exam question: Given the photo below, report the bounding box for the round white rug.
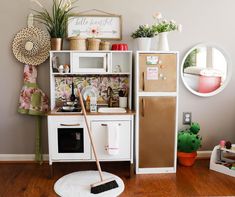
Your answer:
[54,171,125,197]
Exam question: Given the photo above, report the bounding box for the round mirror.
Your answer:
[181,43,231,97]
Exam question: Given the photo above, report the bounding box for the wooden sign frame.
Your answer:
[67,13,122,40]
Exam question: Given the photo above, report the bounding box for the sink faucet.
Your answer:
[107,86,115,107]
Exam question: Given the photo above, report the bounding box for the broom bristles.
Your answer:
[91,179,118,194]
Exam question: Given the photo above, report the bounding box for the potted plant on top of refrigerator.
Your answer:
[131,24,155,51]
[152,12,182,51]
[177,122,202,166]
[31,0,78,50]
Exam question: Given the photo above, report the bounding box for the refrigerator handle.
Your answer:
[142,72,145,91]
[141,98,145,117]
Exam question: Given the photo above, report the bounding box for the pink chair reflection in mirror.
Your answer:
[198,76,222,93]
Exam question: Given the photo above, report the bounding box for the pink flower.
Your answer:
[153,12,162,20]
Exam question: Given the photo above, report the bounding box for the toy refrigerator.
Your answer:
[135,51,178,174]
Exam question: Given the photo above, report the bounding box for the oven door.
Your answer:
[49,116,91,160]
[71,52,110,73]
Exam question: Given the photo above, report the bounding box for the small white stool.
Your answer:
[54,171,125,197]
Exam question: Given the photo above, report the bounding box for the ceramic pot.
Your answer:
[157,32,169,51]
[51,38,63,51]
[177,151,197,166]
[111,43,128,50]
[136,37,151,51]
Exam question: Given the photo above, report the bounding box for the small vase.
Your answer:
[51,38,63,51]
[157,32,169,51]
[136,37,151,51]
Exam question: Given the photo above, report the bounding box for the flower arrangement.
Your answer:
[31,0,78,38]
[152,12,182,34]
[131,24,155,39]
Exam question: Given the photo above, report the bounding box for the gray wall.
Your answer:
[0,0,234,154]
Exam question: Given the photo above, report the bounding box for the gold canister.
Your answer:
[68,36,86,50]
[51,38,63,51]
[100,41,110,50]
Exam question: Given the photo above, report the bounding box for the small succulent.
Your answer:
[131,25,155,38]
[178,122,202,153]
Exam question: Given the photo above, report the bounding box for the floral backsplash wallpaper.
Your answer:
[55,76,129,104]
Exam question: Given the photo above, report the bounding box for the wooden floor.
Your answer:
[0,159,235,196]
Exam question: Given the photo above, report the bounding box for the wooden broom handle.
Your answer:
[77,90,104,182]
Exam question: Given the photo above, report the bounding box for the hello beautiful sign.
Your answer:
[67,15,122,40]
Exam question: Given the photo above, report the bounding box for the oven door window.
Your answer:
[58,128,84,153]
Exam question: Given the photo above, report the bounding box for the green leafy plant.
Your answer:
[152,12,182,34]
[32,0,78,38]
[131,25,155,38]
[178,122,202,153]
[183,49,198,70]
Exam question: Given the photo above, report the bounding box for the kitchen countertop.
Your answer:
[47,107,135,116]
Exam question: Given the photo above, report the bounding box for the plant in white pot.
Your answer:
[152,12,182,51]
[131,25,155,51]
[31,0,78,50]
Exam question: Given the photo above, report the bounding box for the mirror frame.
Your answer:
[181,43,232,97]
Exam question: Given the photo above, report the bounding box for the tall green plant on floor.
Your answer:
[31,0,78,38]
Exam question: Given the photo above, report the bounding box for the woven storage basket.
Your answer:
[100,41,110,50]
[68,36,86,50]
[87,38,101,50]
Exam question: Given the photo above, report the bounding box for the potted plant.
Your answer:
[32,0,78,50]
[87,27,101,51]
[152,12,182,51]
[177,122,202,166]
[131,24,155,51]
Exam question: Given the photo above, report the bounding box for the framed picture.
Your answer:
[67,14,122,40]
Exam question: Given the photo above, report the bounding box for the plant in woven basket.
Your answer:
[31,0,78,38]
[178,122,202,153]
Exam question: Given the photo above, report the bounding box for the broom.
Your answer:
[77,90,119,194]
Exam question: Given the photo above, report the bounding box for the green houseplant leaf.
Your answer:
[32,0,78,38]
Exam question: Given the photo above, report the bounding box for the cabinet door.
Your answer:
[91,121,131,160]
[139,97,176,168]
[139,53,177,92]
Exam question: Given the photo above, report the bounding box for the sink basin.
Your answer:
[98,107,126,113]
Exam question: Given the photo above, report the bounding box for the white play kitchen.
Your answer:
[47,50,135,173]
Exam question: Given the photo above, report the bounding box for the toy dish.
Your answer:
[81,86,98,100]
[62,106,75,111]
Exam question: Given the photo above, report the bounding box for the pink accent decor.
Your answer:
[198,76,221,93]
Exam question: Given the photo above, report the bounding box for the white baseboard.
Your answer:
[0,151,212,162]
[197,151,212,159]
[0,154,49,161]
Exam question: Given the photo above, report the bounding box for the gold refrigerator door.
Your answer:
[139,53,177,92]
[139,96,176,168]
